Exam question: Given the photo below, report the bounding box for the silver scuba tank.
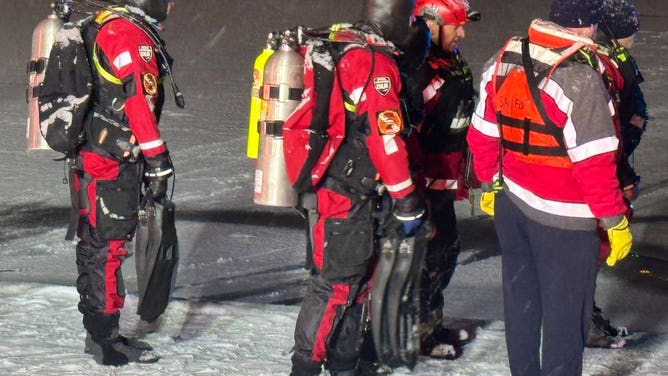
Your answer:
[253,30,304,207]
[26,4,68,158]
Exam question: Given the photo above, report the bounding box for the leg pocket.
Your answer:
[95,164,141,240]
[321,217,373,282]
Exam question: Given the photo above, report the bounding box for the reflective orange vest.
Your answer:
[491,20,601,169]
[492,39,571,169]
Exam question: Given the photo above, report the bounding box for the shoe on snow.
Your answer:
[420,328,467,360]
[87,335,159,366]
[85,334,153,354]
[432,327,471,346]
[591,305,628,338]
[586,325,627,349]
[357,359,393,375]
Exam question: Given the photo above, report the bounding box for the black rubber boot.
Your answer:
[585,305,628,349]
[290,352,322,376]
[83,312,159,366]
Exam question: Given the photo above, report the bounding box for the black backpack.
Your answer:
[34,20,94,157]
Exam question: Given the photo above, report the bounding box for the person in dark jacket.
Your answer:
[408,0,480,359]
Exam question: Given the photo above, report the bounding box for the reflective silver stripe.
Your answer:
[382,135,399,155]
[505,177,594,218]
[425,178,458,191]
[394,211,424,221]
[422,76,445,103]
[149,168,174,177]
[385,178,413,193]
[568,136,619,163]
[471,113,499,137]
[349,87,365,104]
[140,139,164,151]
[449,115,470,131]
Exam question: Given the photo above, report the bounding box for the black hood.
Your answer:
[361,0,416,47]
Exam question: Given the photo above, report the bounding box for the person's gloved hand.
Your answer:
[393,190,426,237]
[480,180,502,216]
[605,216,633,266]
[144,151,174,198]
[480,191,495,216]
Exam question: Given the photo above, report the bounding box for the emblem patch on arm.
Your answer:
[138,45,153,62]
[142,72,158,95]
[374,76,391,96]
[376,110,403,135]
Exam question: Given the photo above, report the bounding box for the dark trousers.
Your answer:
[494,192,599,376]
[420,190,460,324]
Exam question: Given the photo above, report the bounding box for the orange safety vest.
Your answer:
[492,38,571,169]
[491,20,601,169]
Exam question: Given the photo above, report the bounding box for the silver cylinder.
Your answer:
[26,13,63,158]
[254,38,304,207]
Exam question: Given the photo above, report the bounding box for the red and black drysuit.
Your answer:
[404,46,477,336]
[74,9,171,340]
[290,28,419,375]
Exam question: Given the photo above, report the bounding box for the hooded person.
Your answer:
[70,0,178,366]
[467,0,632,374]
[287,1,431,375]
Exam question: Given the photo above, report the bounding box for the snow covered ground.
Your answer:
[2,282,667,376]
[1,1,667,375]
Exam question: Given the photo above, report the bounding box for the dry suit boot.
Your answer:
[418,309,470,360]
[419,328,465,360]
[87,335,160,366]
[585,305,628,349]
[84,333,153,354]
[82,311,159,366]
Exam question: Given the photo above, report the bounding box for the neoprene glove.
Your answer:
[393,190,426,237]
[144,151,174,198]
[605,216,633,267]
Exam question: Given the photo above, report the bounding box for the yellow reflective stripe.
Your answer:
[93,44,122,85]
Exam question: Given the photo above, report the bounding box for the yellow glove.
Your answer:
[606,216,633,266]
[480,191,495,216]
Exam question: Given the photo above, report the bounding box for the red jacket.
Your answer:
[95,14,166,158]
[467,32,626,230]
[337,47,415,199]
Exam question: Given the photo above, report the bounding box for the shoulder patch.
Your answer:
[142,72,158,95]
[138,45,153,63]
[373,76,391,96]
[376,110,403,135]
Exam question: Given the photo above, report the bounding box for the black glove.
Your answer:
[392,190,426,237]
[144,151,173,198]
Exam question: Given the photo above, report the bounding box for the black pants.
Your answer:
[495,192,598,376]
[420,190,460,323]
